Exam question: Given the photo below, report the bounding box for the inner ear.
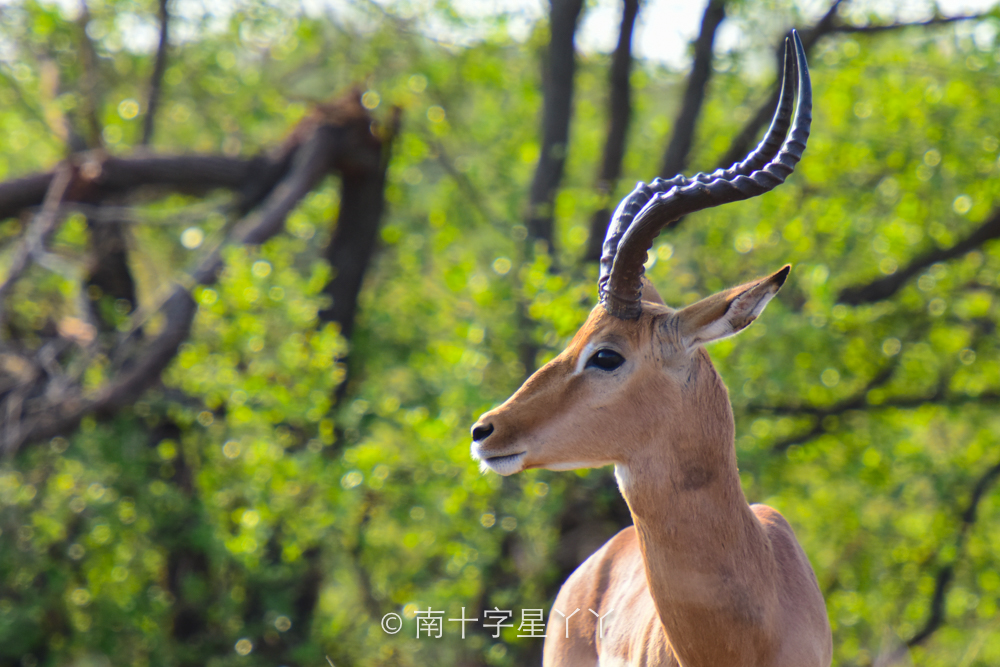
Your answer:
[678,266,790,349]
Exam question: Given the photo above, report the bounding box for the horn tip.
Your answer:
[791,28,805,51]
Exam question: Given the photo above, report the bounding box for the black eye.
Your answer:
[586,349,625,371]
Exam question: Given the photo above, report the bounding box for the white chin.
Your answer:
[477,452,526,476]
[545,460,612,471]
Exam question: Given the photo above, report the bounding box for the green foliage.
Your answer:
[1,0,1000,665]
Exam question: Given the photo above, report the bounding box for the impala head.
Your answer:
[471,32,811,477]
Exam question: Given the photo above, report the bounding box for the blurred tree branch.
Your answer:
[715,1,990,172]
[871,457,1000,666]
[660,0,726,179]
[319,107,399,340]
[584,0,640,262]
[0,164,75,317]
[832,13,991,35]
[715,0,845,171]
[322,107,401,402]
[750,362,897,452]
[519,0,584,377]
[347,496,388,621]
[838,207,1000,305]
[771,387,1000,451]
[748,354,1000,453]
[0,152,324,223]
[75,0,104,149]
[526,0,584,262]
[584,0,726,258]
[141,0,172,147]
[0,93,391,453]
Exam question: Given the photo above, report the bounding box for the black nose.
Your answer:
[471,423,494,442]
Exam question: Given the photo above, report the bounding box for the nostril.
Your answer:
[471,423,495,442]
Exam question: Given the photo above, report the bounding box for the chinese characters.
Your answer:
[380,606,614,639]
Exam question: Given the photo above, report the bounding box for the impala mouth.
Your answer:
[474,450,526,476]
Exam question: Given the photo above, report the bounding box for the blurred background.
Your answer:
[1,0,999,665]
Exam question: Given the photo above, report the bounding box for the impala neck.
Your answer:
[614,356,780,666]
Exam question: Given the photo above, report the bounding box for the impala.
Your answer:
[470,32,830,667]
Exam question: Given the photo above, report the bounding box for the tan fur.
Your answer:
[472,268,831,667]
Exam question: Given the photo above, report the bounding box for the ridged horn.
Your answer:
[599,29,811,320]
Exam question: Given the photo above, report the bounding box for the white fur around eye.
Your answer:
[574,342,597,375]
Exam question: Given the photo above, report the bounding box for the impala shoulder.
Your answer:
[751,503,831,666]
[750,503,792,531]
[751,503,822,574]
[750,504,814,571]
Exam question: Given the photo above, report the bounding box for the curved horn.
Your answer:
[600,30,811,320]
[598,35,798,297]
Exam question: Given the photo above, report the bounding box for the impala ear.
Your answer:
[640,276,665,306]
[677,265,789,350]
